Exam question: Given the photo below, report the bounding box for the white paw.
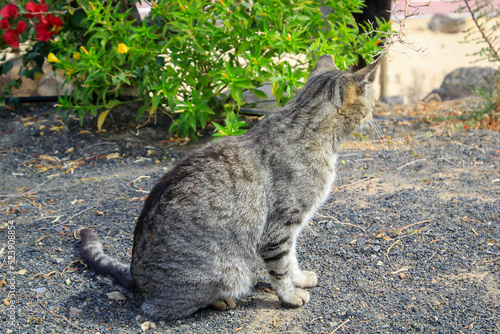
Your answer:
[281,288,310,308]
[292,270,318,288]
[210,298,236,311]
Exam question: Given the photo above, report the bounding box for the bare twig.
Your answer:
[331,318,350,333]
[386,239,401,258]
[397,159,427,170]
[463,0,500,62]
[400,219,431,231]
[37,297,82,331]
[316,214,366,232]
[336,176,375,189]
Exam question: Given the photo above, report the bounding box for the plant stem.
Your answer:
[463,0,500,62]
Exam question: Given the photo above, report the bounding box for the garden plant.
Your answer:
[1,0,391,139]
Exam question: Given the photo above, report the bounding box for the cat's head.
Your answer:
[308,54,378,125]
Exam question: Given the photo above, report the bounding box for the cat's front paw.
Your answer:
[292,270,318,288]
[210,298,236,311]
[281,288,310,308]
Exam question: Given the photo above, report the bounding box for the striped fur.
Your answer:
[79,55,377,320]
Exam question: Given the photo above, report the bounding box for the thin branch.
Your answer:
[463,0,500,62]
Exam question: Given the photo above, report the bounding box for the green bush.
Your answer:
[47,0,391,139]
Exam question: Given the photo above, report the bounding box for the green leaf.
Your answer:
[193,41,206,54]
[296,15,310,22]
[117,72,131,85]
[2,60,14,75]
[230,86,243,105]
[251,88,268,99]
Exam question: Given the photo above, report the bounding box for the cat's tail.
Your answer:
[79,228,133,294]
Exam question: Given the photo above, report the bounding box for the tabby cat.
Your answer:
[79,55,378,320]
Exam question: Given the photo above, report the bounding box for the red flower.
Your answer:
[0,4,18,19]
[0,18,9,29]
[3,28,19,48]
[25,1,48,19]
[47,14,63,28]
[16,20,27,33]
[35,21,50,41]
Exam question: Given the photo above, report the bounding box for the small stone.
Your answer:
[29,128,41,137]
[377,260,384,266]
[54,258,64,264]
[69,307,83,318]
[399,272,406,279]
[54,225,64,233]
[107,291,127,301]
[372,245,381,253]
[35,287,46,294]
[141,321,154,332]
[326,222,334,229]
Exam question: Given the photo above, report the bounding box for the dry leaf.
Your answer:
[97,109,110,130]
[39,155,58,162]
[97,210,104,216]
[262,287,275,294]
[3,298,11,306]
[16,269,27,275]
[106,153,121,159]
[50,125,64,132]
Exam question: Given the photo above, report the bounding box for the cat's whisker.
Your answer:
[373,121,385,141]
[369,119,384,143]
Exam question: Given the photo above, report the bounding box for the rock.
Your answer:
[382,95,407,105]
[107,291,127,301]
[140,321,156,332]
[69,307,83,318]
[424,67,500,101]
[428,14,466,33]
[54,258,64,264]
[372,245,381,253]
[422,92,442,102]
[28,128,41,137]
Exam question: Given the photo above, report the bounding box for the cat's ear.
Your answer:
[353,60,378,93]
[313,55,339,73]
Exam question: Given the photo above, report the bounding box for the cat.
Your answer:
[79,54,378,320]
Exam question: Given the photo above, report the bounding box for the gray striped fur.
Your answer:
[79,55,377,320]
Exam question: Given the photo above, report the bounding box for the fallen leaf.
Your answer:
[0,276,6,287]
[3,298,11,305]
[16,269,27,275]
[106,153,121,159]
[50,125,64,132]
[262,287,275,294]
[97,210,104,216]
[39,155,58,162]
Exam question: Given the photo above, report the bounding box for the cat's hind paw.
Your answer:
[281,288,310,308]
[210,298,236,311]
[292,270,318,288]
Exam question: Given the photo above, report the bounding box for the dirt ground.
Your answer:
[0,99,498,333]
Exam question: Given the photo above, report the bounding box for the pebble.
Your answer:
[69,307,83,318]
[35,287,46,294]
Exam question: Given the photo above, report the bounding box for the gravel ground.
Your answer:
[0,103,499,333]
